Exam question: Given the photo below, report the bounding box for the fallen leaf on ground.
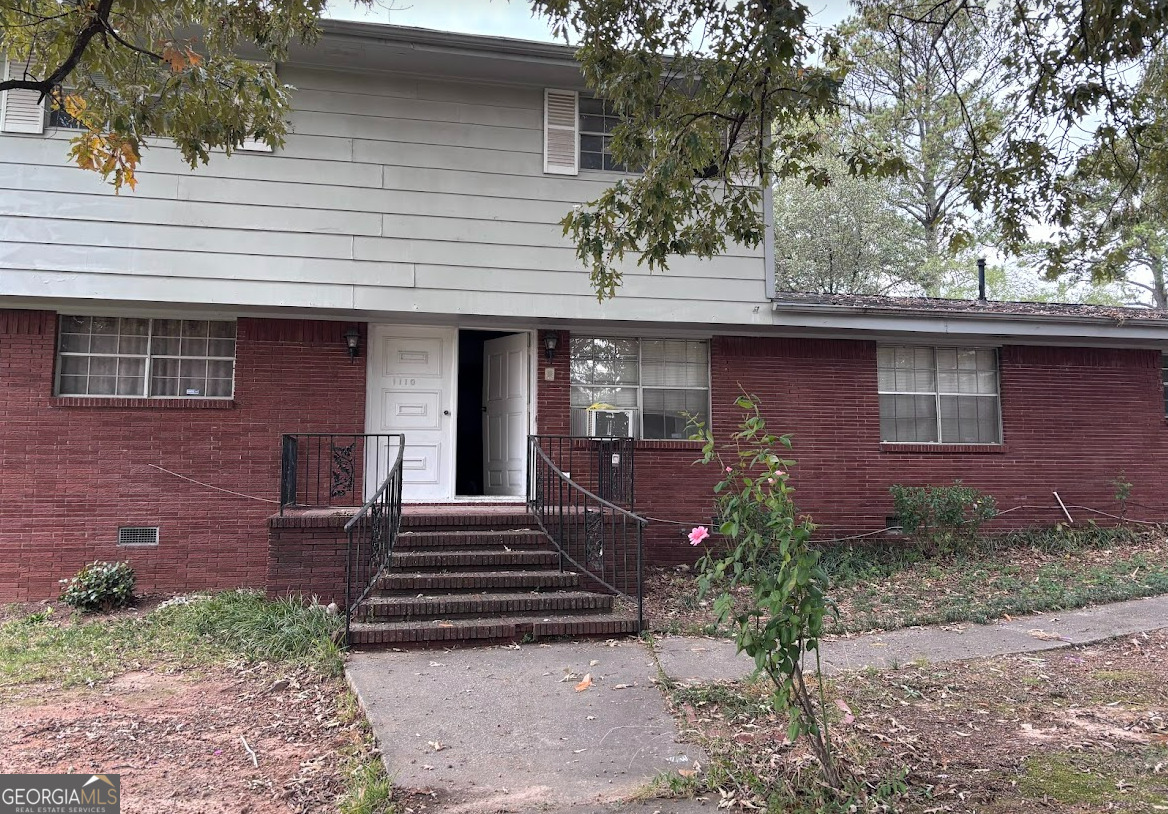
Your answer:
[1028,629,1069,642]
[835,699,855,725]
[575,674,593,692]
[678,769,697,778]
[427,740,447,752]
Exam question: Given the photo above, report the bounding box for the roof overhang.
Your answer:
[771,299,1168,348]
[283,20,585,87]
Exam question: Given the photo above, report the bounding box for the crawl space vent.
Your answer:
[118,526,159,547]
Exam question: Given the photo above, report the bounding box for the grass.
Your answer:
[822,524,1168,632]
[0,590,344,689]
[1019,748,1168,808]
[647,523,1168,636]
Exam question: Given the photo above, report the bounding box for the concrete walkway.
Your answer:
[347,595,1168,813]
[655,594,1168,684]
[346,639,705,814]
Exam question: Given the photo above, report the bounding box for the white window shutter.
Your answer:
[238,62,276,152]
[543,88,578,175]
[2,59,46,134]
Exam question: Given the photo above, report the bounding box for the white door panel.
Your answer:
[482,333,529,497]
[367,326,455,501]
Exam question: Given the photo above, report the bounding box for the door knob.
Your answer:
[443,410,451,416]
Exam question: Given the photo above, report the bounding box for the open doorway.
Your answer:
[455,330,531,497]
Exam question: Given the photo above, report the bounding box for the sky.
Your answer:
[327,0,856,42]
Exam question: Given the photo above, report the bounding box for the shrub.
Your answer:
[59,561,136,612]
[692,395,841,790]
[890,481,997,552]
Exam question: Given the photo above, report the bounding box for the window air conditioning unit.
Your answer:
[587,409,636,438]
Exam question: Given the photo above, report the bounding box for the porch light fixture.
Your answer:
[343,327,361,360]
[543,332,559,361]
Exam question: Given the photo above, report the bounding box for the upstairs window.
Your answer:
[878,346,1001,444]
[579,97,628,172]
[56,316,236,398]
[570,337,709,439]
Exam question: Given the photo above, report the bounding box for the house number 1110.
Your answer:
[392,377,417,386]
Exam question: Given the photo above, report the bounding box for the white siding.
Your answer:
[0,64,766,324]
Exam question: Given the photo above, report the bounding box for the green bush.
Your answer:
[890,481,998,552]
[59,561,136,612]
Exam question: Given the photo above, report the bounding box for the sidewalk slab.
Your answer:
[655,594,1168,684]
[347,639,701,814]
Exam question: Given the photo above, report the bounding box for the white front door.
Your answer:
[482,332,530,497]
[367,325,456,501]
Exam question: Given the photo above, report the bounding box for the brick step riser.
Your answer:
[388,554,559,570]
[376,575,581,593]
[395,536,549,551]
[348,618,640,647]
[361,596,615,621]
[401,516,536,533]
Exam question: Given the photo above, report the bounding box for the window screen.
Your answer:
[57,316,236,398]
[878,346,1000,444]
[570,337,709,439]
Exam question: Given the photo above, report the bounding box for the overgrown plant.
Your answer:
[1112,472,1133,519]
[691,396,840,790]
[889,481,997,553]
[59,560,135,612]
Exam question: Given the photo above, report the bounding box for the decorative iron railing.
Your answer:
[278,433,401,513]
[343,434,405,640]
[527,435,646,630]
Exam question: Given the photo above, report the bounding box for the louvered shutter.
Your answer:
[543,88,578,175]
[1,59,46,134]
[238,62,275,152]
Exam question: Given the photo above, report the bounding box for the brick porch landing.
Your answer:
[267,505,640,648]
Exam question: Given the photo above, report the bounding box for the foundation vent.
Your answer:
[118,526,159,547]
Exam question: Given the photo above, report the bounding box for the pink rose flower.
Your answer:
[688,526,710,546]
[725,466,732,473]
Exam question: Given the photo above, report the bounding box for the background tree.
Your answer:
[0,1,367,188]
[773,121,927,295]
[838,0,1007,269]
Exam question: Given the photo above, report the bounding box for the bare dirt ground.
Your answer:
[670,630,1168,812]
[0,662,360,814]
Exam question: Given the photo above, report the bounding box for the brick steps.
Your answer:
[360,590,614,621]
[350,506,639,649]
[347,612,641,646]
[395,529,547,549]
[376,570,581,593]
[389,548,559,571]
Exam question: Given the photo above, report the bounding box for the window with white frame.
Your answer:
[56,316,236,398]
[570,337,709,439]
[877,346,1001,444]
[578,96,628,172]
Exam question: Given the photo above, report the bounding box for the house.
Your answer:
[2,22,1167,641]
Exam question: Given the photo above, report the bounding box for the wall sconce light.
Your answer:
[344,327,361,360]
[543,332,559,362]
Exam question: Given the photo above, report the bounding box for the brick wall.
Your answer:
[0,310,366,601]
[538,333,1168,566]
[266,516,350,607]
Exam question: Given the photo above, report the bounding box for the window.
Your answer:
[56,316,236,398]
[878,346,1000,444]
[570,337,709,439]
[579,96,628,172]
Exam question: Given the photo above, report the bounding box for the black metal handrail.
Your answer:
[343,434,405,641]
[526,435,635,506]
[527,436,647,630]
[279,433,401,513]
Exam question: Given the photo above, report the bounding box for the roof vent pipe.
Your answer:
[977,258,988,302]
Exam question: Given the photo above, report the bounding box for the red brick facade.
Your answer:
[0,310,365,600]
[536,335,1168,567]
[3,310,1165,599]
